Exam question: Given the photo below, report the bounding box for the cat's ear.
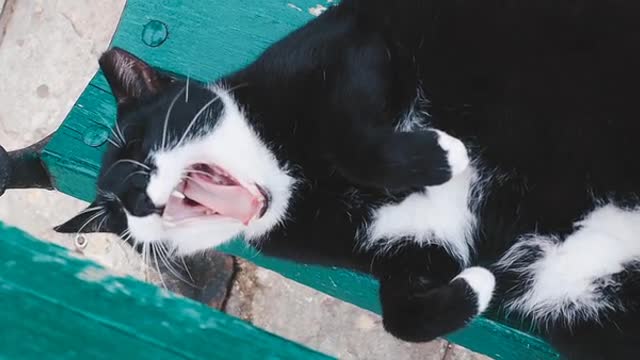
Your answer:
[54,204,111,234]
[99,47,172,104]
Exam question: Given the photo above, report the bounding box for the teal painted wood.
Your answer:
[0,222,333,360]
[40,1,560,359]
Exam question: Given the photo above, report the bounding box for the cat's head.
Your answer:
[55,48,296,254]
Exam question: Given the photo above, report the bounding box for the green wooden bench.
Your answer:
[1,1,560,359]
[0,222,332,359]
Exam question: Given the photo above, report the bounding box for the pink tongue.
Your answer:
[183,177,261,224]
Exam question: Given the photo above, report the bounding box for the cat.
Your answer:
[55,0,640,358]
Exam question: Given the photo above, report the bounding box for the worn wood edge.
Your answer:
[0,222,333,360]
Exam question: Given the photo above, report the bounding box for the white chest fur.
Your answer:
[363,166,481,266]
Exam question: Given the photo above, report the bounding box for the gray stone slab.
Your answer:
[226,261,492,360]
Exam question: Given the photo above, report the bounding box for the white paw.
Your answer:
[434,130,470,177]
[453,267,495,313]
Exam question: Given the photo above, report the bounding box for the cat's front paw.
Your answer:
[453,266,495,313]
[433,130,470,178]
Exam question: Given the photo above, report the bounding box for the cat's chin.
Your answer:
[127,211,245,255]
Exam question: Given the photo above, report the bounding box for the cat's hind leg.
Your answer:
[497,203,640,359]
[372,243,495,343]
[379,265,495,342]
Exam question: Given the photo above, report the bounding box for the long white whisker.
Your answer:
[157,244,196,287]
[185,75,190,103]
[109,127,125,147]
[109,229,134,265]
[152,243,168,289]
[174,82,249,149]
[107,137,122,148]
[103,159,150,177]
[122,170,150,185]
[114,120,126,145]
[175,95,221,148]
[77,206,104,216]
[180,256,195,283]
[142,242,149,282]
[162,86,187,150]
[76,210,106,234]
[96,216,108,232]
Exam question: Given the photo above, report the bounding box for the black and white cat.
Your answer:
[56,1,640,358]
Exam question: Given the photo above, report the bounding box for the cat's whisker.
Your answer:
[162,86,187,151]
[120,228,131,238]
[76,210,106,234]
[152,242,169,290]
[76,206,104,216]
[121,170,150,185]
[103,159,151,178]
[108,127,125,147]
[175,83,249,148]
[97,188,121,204]
[114,119,126,147]
[156,243,197,288]
[142,242,150,282]
[107,137,122,148]
[96,216,108,232]
[175,96,221,148]
[180,256,195,283]
[185,75,190,103]
[106,227,135,265]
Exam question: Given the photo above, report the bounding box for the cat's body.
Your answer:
[57,1,640,358]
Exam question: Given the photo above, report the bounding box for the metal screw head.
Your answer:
[74,234,88,250]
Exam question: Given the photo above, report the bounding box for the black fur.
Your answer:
[56,1,640,358]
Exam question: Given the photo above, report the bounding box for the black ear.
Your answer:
[99,47,171,104]
[54,205,110,234]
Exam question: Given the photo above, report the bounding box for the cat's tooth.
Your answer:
[172,191,185,199]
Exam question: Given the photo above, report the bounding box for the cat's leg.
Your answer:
[497,203,640,360]
[323,126,470,191]
[370,243,495,342]
[364,161,490,341]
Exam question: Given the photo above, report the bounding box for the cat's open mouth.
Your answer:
[163,163,269,225]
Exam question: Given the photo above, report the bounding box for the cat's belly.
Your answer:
[361,166,483,266]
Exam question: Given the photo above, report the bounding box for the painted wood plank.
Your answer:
[0,222,333,360]
[40,1,560,358]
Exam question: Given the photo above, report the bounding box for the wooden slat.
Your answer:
[0,222,333,360]
[40,1,559,359]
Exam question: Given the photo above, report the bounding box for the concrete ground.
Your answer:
[0,1,488,359]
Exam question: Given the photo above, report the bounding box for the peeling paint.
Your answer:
[181,307,204,320]
[287,3,303,12]
[76,267,135,295]
[76,266,112,283]
[103,280,131,295]
[32,254,68,265]
[309,4,327,17]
